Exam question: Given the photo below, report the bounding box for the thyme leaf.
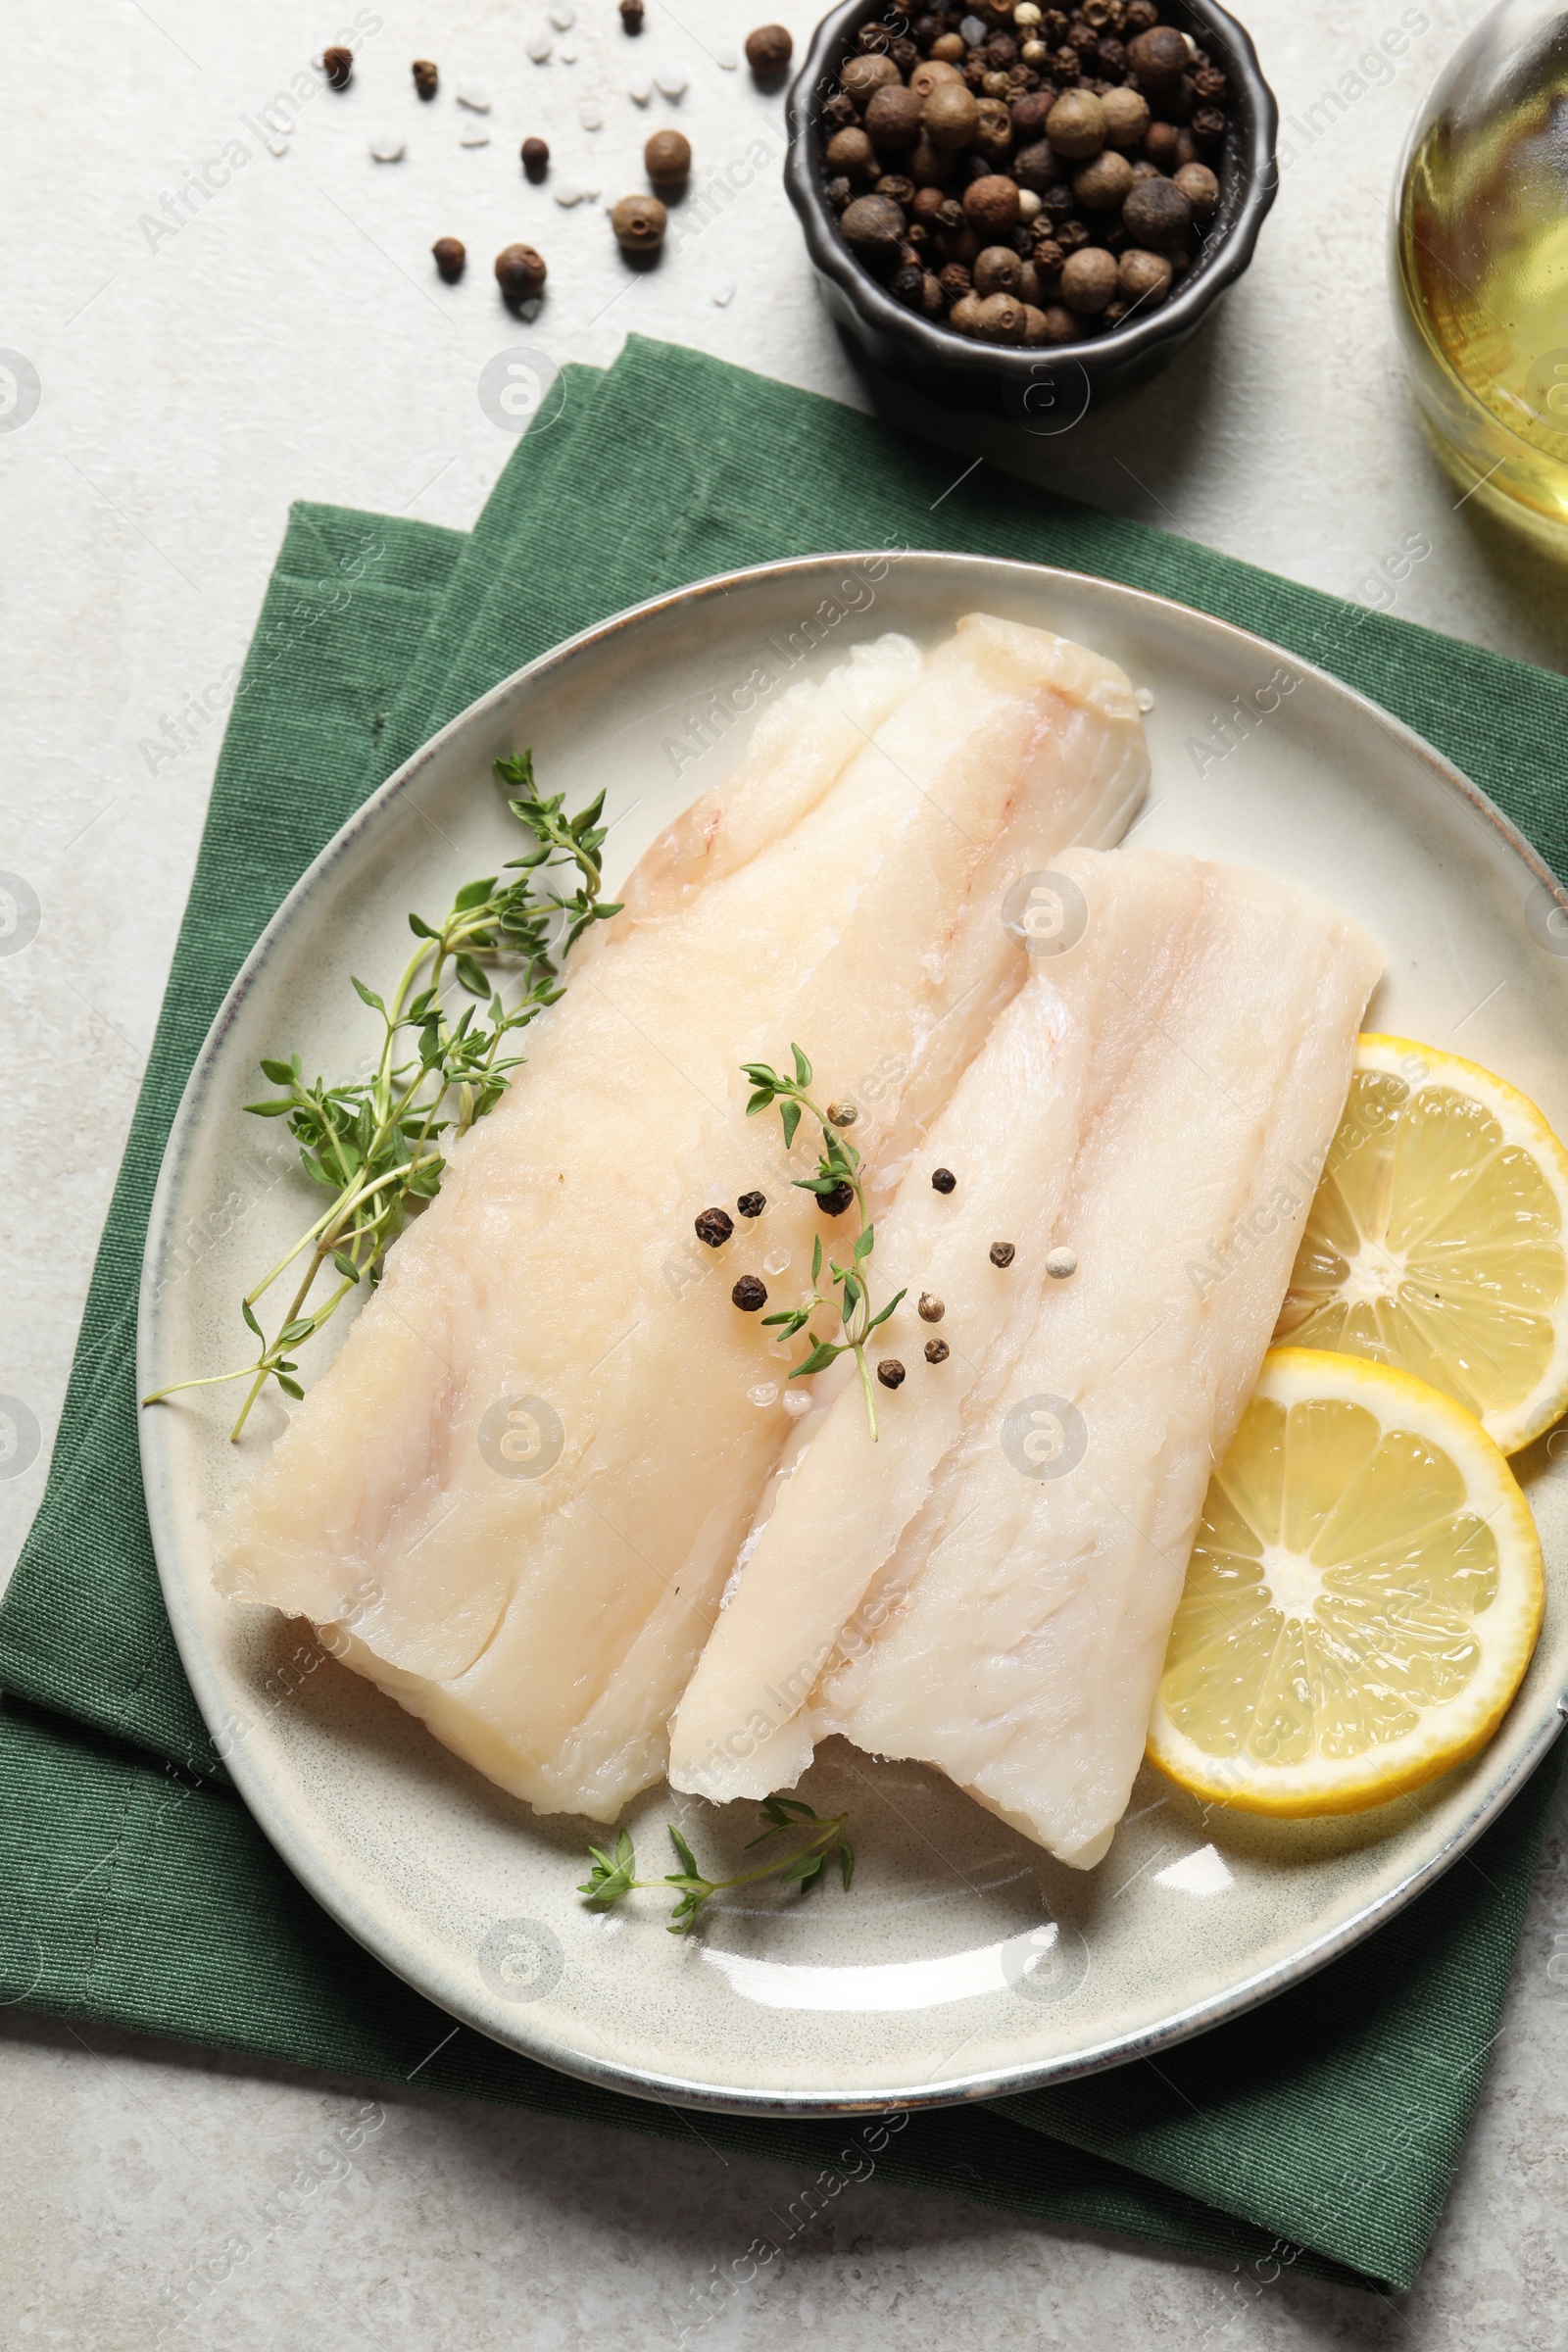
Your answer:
[142,751,621,1441]
[578,1799,855,1935]
[738,1047,906,1438]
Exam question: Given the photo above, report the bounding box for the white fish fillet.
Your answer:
[669,848,1383,1866]
[218,616,1150,1822]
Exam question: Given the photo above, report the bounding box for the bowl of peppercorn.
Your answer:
[784,0,1278,419]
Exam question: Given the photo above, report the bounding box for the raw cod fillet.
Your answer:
[218,615,1150,1821]
[668,848,1383,1866]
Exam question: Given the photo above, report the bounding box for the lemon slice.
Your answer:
[1276,1034,1568,1454]
[1148,1348,1543,1817]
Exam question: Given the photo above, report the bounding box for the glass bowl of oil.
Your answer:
[1394,0,1568,552]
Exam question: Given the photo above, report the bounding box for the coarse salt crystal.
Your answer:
[716,42,739,68]
[525,28,553,62]
[460,127,491,146]
[550,0,575,24]
[369,131,405,160]
[710,279,736,306]
[456,80,492,110]
[578,100,604,128]
[627,73,653,103]
[654,64,688,97]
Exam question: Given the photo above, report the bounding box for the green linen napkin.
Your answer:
[4,335,1565,2299]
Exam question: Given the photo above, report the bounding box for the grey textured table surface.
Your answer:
[5,0,1568,2343]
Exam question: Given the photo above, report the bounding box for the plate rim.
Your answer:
[138,548,1568,2117]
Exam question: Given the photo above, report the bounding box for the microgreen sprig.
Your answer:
[578,1797,855,1935]
[738,1045,906,1439]
[142,752,621,1441]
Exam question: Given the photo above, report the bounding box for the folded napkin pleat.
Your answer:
[4,336,1565,2298]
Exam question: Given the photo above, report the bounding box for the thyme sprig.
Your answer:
[579,1797,855,1934]
[143,752,620,1441]
[739,1045,906,1439]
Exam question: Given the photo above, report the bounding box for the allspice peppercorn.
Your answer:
[973,243,1022,296]
[412,58,438,99]
[842,53,900,101]
[322,44,353,88]
[962,173,1021,234]
[949,290,984,334]
[1118,246,1172,305]
[645,127,692,189]
[866,82,925,150]
[731,1274,768,1311]
[1045,89,1105,158]
[494,242,548,306]
[1013,139,1062,193]
[826,125,878,184]
[1101,85,1150,147]
[521,135,550,180]
[1127,24,1189,89]
[1059,244,1117,313]
[611,192,668,257]
[910,57,963,98]
[1073,148,1134,209]
[431,235,466,282]
[1121,173,1193,247]
[745,23,793,78]
[1174,160,1219,220]
[840,193,907,272]
[976,289,1028,342]
[923,80,981,149]
[619,0,645,27]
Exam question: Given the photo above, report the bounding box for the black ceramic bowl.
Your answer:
[784,0,1279,421]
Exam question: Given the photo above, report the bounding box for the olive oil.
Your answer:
[1395,9,1568,550]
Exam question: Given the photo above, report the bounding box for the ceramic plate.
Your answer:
[139,554,1568,2116]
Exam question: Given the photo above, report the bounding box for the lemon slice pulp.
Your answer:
[1148,1348,1544,1816]
[1276,1034,1568,1455]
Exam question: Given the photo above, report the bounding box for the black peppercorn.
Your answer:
[737,1191,766,1218]
[825,175,854,211]
[619,0,645,26]
[322,44,353,87]
[695,1206,734,1248]
[891,262,927,307]
[413,58,439,99]
[521,135,550,180]
[924,1338,951,1364]
[818,1180,856,1217]
[822,91,858,130]
[431,236,466,282]
[931,1167,957,1194]
[877,1359,906,1390]
[732,1274,768,1311]
[990,1241,1017,1267]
